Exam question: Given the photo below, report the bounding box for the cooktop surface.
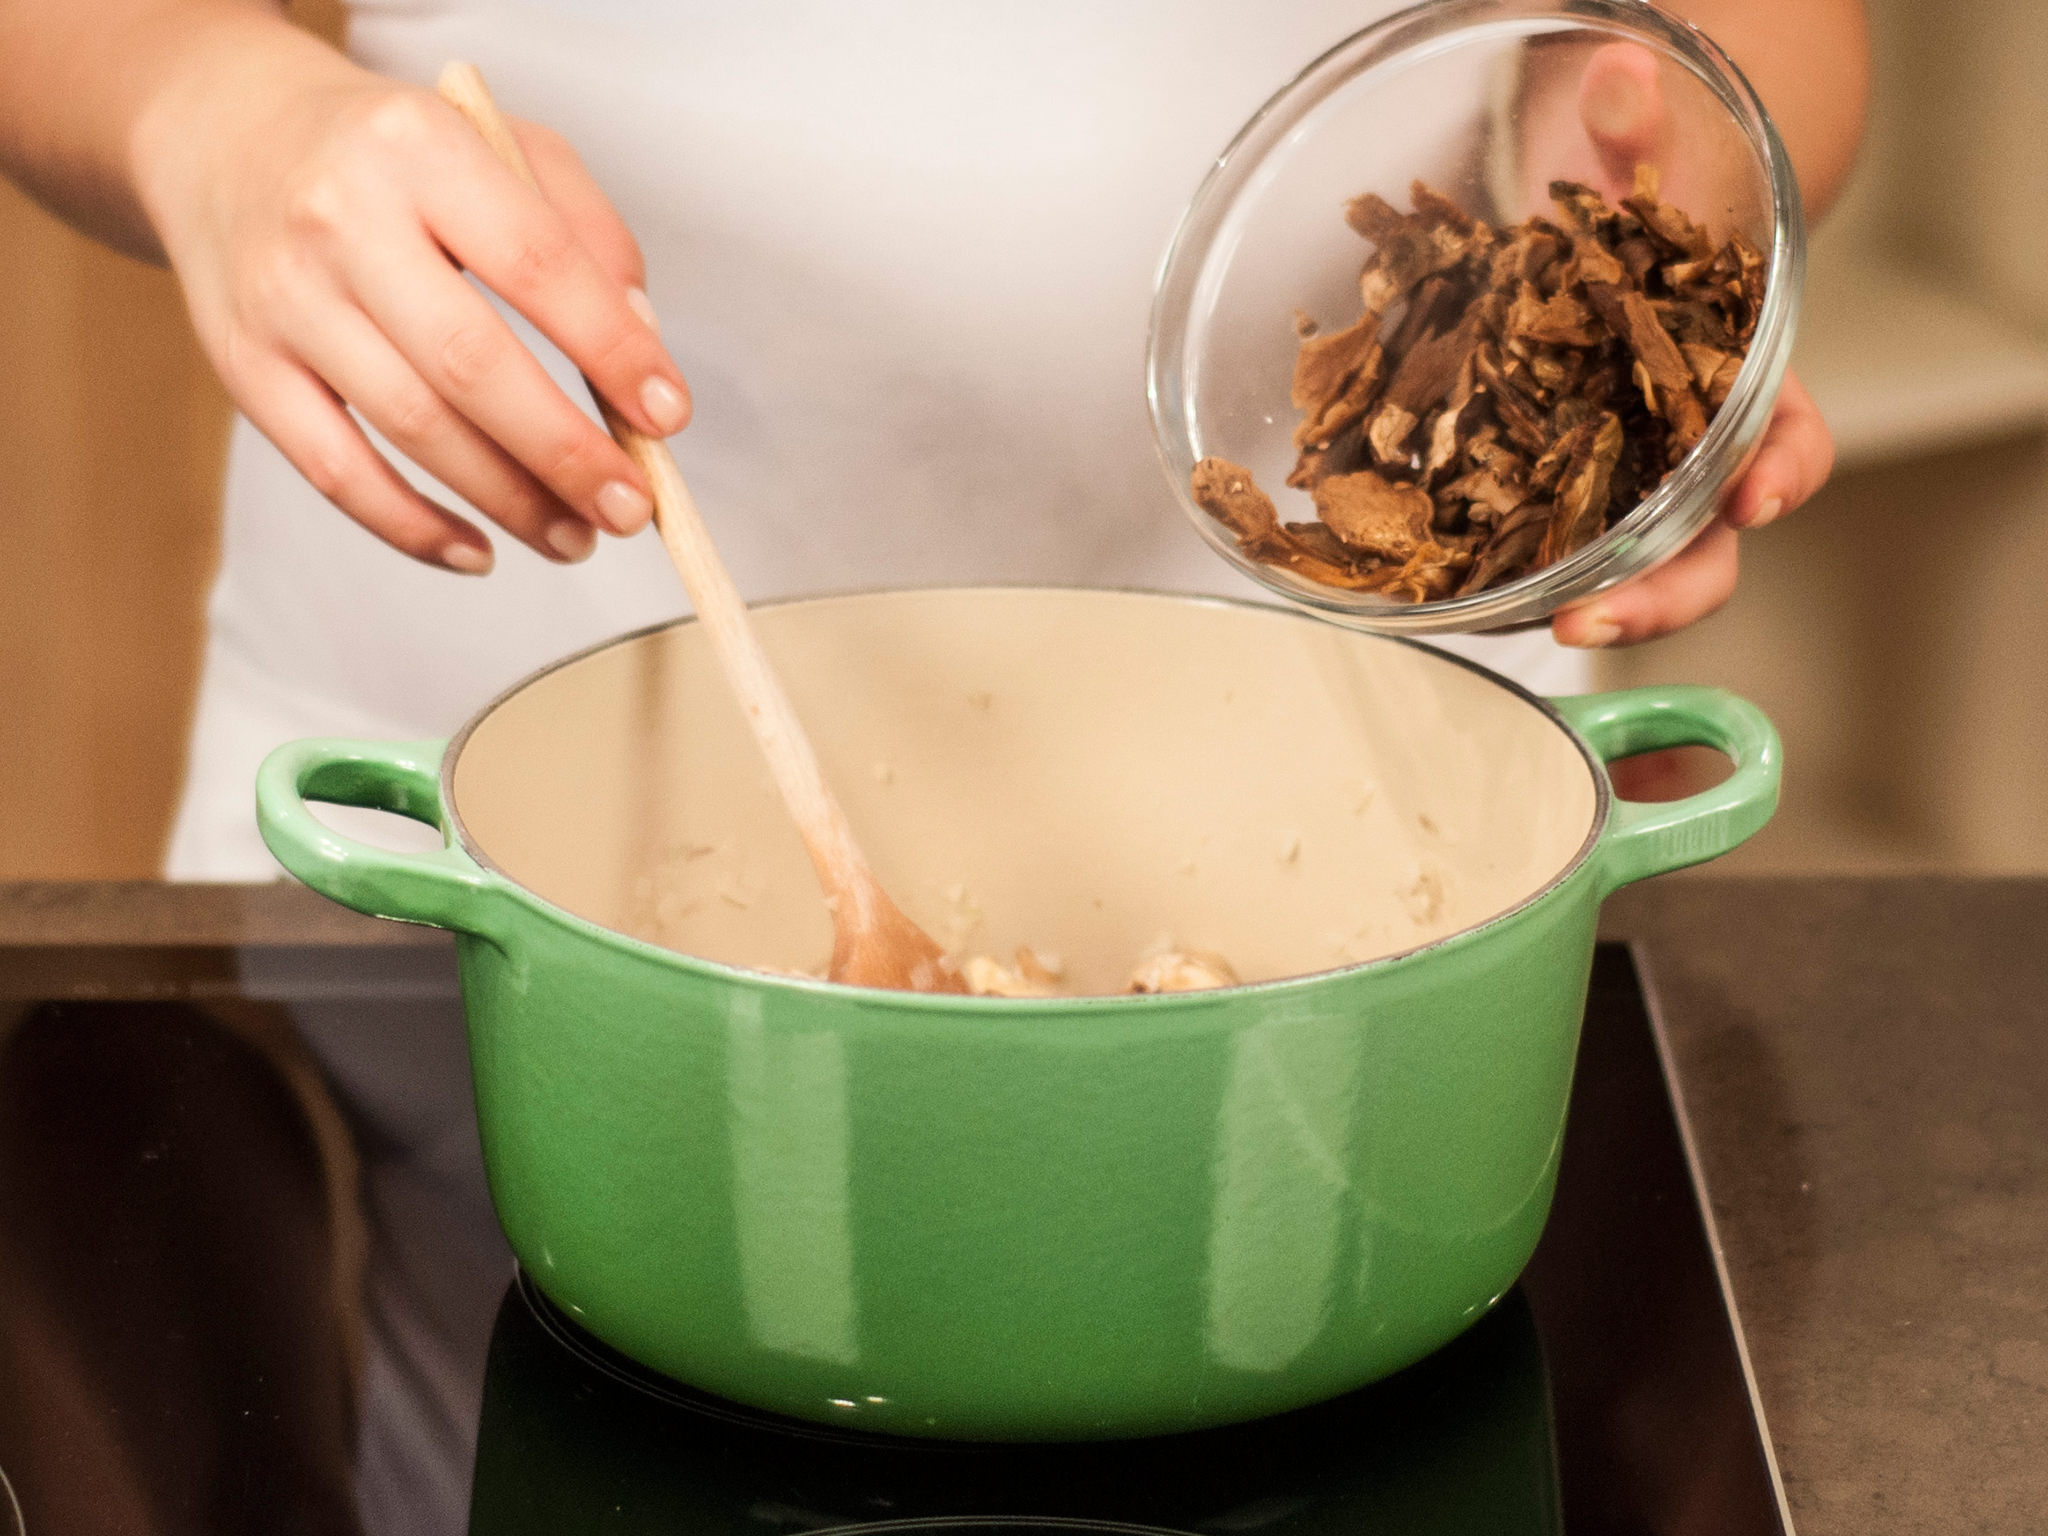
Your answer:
[0,941,1788,1535]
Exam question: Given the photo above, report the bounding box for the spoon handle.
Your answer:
[599,398,875,900]
[434,62,872,909]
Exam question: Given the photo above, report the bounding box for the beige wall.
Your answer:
[0,0,340,879]
[1597,0,2048,875]
[0,0,2041,880]
[0,181,228,877]
[1596,435,2048,874]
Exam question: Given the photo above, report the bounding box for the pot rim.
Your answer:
[438,584,1613,1007]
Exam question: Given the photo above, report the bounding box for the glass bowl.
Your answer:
[1147,0,1805,634]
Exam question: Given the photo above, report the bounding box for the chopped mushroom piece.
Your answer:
[1586,284,1708,451]
[1189,457,1279,542]
[1441,468,1527,519]
[963,947,1066,998]
[1313,470,1435,560]
[1458,509,1549,596]
[1192,173,1758,602]
[1384,314,1482,415]
[1507,284,1602,348]
[1622,162,1712,259]
[1128,950,1240,994]
[1365,401,1419,465]
[1290,313,1381,421]
[1539,411,1625,566]
[958,945,1240,997]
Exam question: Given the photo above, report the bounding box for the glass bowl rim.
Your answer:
[1145,0,1807,635]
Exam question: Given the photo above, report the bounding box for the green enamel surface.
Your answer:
[256,681,1778,1440]
[253,738,514,939]
[1553,685,1782,894]
[449,878,1593,1439]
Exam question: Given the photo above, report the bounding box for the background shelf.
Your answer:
[1796,249,2048,471]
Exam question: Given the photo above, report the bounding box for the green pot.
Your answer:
[256,588,1777,1441]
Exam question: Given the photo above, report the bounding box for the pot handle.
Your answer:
[256,737,510,939]
[1550,686,1781,894]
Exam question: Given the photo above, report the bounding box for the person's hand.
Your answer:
[133,28,686,573]
[1517,42,1835,648]
[1551,368,1831,648]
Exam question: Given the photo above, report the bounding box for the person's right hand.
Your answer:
[134,31,688,573]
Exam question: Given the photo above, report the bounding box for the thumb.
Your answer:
[1577,42,1667,198]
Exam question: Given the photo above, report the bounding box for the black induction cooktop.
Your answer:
[0,940,1790,1536]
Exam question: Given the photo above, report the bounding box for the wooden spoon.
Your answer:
[436,63,964,993]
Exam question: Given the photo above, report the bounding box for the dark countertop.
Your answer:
[2,876,2042,1534]
[0,879,441,947]
[1600,877,2048,1536]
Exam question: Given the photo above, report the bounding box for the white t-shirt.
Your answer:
[164,0,1589,879]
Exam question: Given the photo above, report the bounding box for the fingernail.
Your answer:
[1748,495,1784,528]
[443,541,492,575]
[546,518,597,562]
[1563,608,1622,648]
[640,375,689,435]
[625,286,660,336]
[595,479,652,534]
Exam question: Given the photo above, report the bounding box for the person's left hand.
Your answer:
[1517,42,1835,649]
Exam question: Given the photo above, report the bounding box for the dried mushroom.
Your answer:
[1190,166,1762,603]
[1313,470,1434,561]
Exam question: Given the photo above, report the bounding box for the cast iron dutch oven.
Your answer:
[256,587,1777,1440]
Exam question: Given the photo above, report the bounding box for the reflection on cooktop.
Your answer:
[472,1268,1559,1535]
[793,1523,1243,1535]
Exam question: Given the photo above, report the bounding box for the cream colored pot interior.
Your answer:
[449,589,1598,994]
